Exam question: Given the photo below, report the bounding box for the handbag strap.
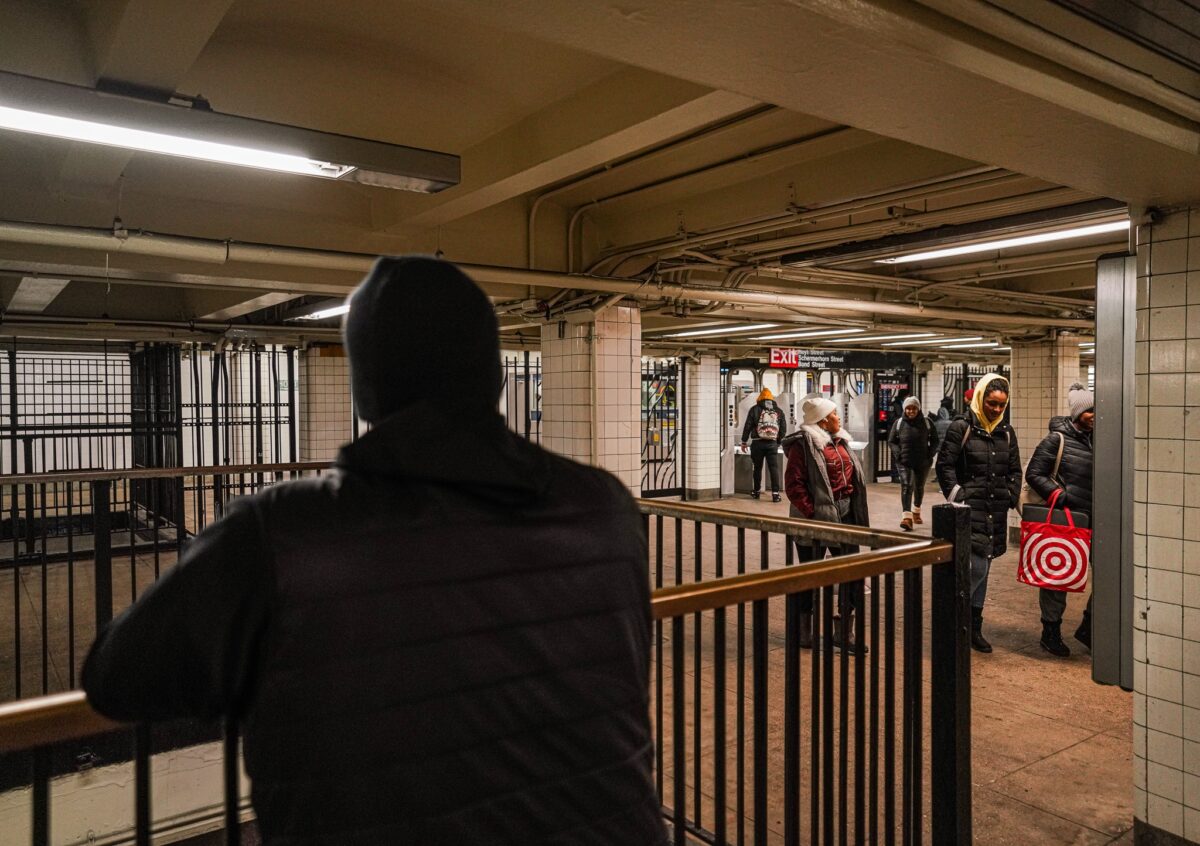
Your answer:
[1063,507,1076,529]
[1051,432,1065,486]
[1046,488,1063,511]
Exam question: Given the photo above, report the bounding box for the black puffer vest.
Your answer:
[935,411,1022,558]
[243,407,664,844]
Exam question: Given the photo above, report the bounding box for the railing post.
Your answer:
[92,479,113,630]
[931,503,972,845]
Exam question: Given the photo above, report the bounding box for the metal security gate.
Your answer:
[943,364,1011,414]
[501,353,541,442]
[642,359,681,498]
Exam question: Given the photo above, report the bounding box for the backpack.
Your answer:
[756,405,781,440]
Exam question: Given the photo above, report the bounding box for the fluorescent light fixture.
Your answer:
[1080,348,1095,355]
[876,220,1129,265]
[1079,342,1095,347]
[750,328,865,341]
[995,346,1012,351]
[0,71,459,192]
[939,341,1000,350]
[293,303,349,321]
[826,333,937,343]
[881,336,981,347]
[662,323,778,338]
[9,276,70,313]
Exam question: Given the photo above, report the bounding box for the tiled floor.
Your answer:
[0,481,1133,844]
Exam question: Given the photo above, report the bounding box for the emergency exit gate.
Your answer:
[642,359,681,498]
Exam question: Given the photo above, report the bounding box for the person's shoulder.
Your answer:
[535,445,639,514]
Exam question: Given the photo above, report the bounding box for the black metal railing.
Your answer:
[0,462,328,702]
[0,474,972,846]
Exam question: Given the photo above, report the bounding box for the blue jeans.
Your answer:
[971,551,991,609]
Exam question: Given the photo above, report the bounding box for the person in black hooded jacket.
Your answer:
[888,396,938,531]
[935,373,1021,654]
[1025,383,1095,657]
[82,257,667,846]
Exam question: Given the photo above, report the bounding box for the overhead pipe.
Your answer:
[0,220,1092,328]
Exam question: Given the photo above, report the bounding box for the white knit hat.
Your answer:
[903,396,921,411]
[802,396,838,426]
[1068,382,1094,421]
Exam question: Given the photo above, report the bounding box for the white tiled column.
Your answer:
[684,355,721,501]
[921,362,945,411]
[299,344,354,461]
[1007,336,1081,537]
[1134,206,1200,843]
[540,307,642,493]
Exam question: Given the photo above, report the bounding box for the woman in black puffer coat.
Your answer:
[936,373,1021,654]
[1025,383,1094,657]
[889,396,939,531]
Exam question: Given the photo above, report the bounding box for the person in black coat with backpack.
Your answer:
[741,388,788,502]
[1025,383,1094,657]
[888,396,939,532]
[936,373,1022,654]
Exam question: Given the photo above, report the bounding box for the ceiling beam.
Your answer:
[416,0,1200,206]
[374,67,758,231]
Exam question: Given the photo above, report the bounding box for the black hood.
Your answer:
[335,399,549,506]
[343,256,501,423]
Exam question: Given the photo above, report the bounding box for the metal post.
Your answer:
[931,503,972,845]
[523,350,532,441]
[679,358,687,502]
[92,479,113,630]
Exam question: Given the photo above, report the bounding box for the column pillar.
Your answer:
[298,344,353,462]
[921,361,945,411]
[540,306,642,493]
[1133,206,1200,844]
[684,355,721,501]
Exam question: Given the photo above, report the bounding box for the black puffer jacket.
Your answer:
[1025,416,1093,512]
[935,410,1022,558]
[741,399,787,444]
[84,401,665,846]
[888,414,938,471]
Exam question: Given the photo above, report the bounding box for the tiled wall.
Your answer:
[685,355,721,499]
[540,306,642,493]
[921,362,945,412]
[299,345,354,462]
[1134,206,1200,842]
[1007,336,1081,533]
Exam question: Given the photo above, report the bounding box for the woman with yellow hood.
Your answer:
[935,372,1022,653]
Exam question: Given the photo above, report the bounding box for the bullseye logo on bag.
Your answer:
[1018,525,1089,592]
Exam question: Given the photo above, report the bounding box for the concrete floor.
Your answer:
[0,481,1132,844]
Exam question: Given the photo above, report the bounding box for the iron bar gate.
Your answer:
[501,353,541,443]
[942,363,1011,414]
[642,359,682,498]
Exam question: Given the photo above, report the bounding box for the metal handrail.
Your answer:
[640,499,921,548]
[0,461,330,486]
[0,536,950,754]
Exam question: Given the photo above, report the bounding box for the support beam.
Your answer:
[376,68,757,230]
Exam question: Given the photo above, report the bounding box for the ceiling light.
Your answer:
[293,303,349,321]
[995,346,1012,351]
[826,333,937,343]
[876,220,1129,264]
[662,323,778,338]
[0,71,459,192]
[750,328,865,341]
[1079,342,1095,347]
[939,341,1001,350]
[1080,348,1095,355]
[881,336,981,347]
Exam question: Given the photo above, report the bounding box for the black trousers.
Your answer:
[792,506,860,613]
[750,440,781,492]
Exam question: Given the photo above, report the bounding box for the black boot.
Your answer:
[833,608,869,655]
[772,492,782,503]
[971,607,992,654]
[1074,610,1092,651]
[798,611,814,649]
[1040,620,1071,657]
[750,490,760,499]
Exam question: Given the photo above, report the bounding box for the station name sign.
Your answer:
[768,348,913,370]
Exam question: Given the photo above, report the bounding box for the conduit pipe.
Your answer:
[0,220,1092,328]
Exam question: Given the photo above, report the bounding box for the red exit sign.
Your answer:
[769,348,801,368]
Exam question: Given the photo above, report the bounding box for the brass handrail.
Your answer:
[639,499,921,548]
[0,537,951,755]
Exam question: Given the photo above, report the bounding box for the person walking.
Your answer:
[935,395,955,441]
[783,396,870,652]
[889,396,939,531]
[1025,382,1095,656]
[83,256,667,846]
[741,387,787,502]
[936,373,1021,654]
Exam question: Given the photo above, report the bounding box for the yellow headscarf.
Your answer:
[969,372,1010,434]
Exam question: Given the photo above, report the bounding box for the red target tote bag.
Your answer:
[1018,489,1090,592]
